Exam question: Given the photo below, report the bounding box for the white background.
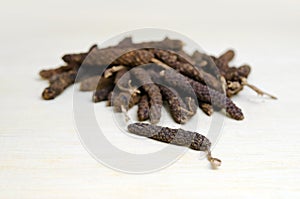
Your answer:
[0,0,300,198]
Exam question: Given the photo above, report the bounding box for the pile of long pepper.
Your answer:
[39,37,276,124]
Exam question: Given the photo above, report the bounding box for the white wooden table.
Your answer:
[0,0,300,198]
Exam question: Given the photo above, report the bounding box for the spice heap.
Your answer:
[39,37,276,124]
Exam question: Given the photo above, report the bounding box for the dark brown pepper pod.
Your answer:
[113,37,184,51]
[213,49,235,74]
[40,38,183,99]
[137,94,150,121]
[161,70,244,120]
[64,37,183,68]
[112,50,154,66]
[62,44,97,65]
[93,76,115,102]
[190,50,221,80]
[42,70,77,100]
[226,81,244,98]
[199,102,214,116]
[187,79,244,120]
[41,45,98,79]
[223,65,251,82]
[127,123,211,151]
[61,37,182,66]
[130,68,163,124]
[39,62,79,80]
[159,85,192,124]
[152,49,223,92]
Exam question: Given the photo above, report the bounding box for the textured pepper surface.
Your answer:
[159,85,190,124]
[92,77,115,102]
[127,123,211,151]
[162,70,244,120]
[63,37,183,68]
[199,102,214,116]
[130,68,163,124]
[112,50,154,66]
[137,94,150,121]
[153,49,222,92]
[42,70,77,100]
[39,62,79,80]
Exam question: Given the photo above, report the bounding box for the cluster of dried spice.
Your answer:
[39,37,276,167]
[40,37,276,123]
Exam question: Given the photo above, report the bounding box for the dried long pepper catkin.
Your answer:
[137,94,150,121]
[61,37,181,65]
[73,48,155,81]
[226,81,244,98]
[224,64,251,81]
[39,62,79,80]
[130,68,163,124]
[214,50,276,99]
[127,123,221,167]
[159,85,194,124]
[42,70,77,100]
[114,37,184,51]
[112,50,154,66]
[214,49,235,73]
[152,49,223,92]
[40,45,98,80]
[62,44,98,65]
[199,102,214,116]
[147,67,196,122]
[63,38,183,68]
[40,38,183,100]
[93,76,115,102]
[223,64,251,97]
[161,70,244,120]
[192,51,222,81]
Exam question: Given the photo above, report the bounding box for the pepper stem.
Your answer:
[104,65,126,78]
[184,97,196,116]
[121,105,131,124]
[241,77,277,99]
[151,58,172,70]
[206,150,222,168]
[118,80,141,96]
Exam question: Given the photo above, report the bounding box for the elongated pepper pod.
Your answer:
[130,68,163,124]
[42,70,77,100]
[137,94,150,121]
[127,123,221,167]
[93,76,115,102]
[152,49,223,92]
[159,85,194,124]
[160,70,244,120]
